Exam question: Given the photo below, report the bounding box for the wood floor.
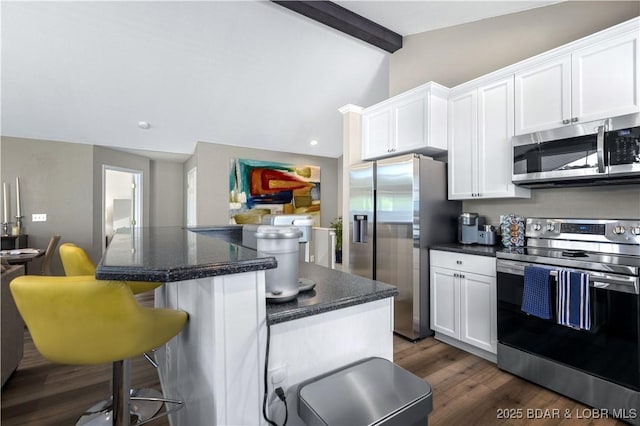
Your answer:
[1,294,627,425]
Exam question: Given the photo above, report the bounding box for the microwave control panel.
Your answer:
[608,127,640,165]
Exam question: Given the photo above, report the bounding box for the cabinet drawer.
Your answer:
[430,250,496,277]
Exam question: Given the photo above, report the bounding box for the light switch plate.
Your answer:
[32,213,47,222]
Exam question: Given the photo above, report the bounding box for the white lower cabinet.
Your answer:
[430,250,497,360]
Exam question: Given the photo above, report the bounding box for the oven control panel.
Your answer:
[526,218,640,244]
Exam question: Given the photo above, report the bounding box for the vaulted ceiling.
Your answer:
[1,1,557,160]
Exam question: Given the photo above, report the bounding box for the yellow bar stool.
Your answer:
[58,242,165,421]
[59,243,161,294]
[10,275,188,426]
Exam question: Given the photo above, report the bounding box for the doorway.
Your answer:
[103,166,142,251]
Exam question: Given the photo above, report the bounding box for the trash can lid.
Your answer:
[298,357,432,425]
[255,226,302,239]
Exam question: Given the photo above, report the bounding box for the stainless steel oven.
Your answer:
[497,218,640,424]
[512,113,640,187]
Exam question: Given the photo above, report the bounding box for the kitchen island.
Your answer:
[97,227,397,426]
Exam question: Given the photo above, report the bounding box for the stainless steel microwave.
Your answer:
[512,113,640,188]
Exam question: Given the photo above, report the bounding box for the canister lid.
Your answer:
[255,225,303,239]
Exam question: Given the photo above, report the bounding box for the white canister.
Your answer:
[255,226,302,303]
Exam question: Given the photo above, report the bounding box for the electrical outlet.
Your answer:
[32,213,47,222]
[269,364,288,387]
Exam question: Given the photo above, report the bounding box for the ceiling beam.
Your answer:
[272,1,402,53]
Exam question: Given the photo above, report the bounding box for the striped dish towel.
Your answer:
[521,266,553,319]
[556,270,591,330]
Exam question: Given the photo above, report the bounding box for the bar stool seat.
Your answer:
[10,275,188,426]
[59,243,160,294]
[58,242,165,421]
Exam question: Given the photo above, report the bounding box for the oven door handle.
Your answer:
[497,260,639,294]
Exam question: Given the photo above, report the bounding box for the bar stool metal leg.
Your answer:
[113,360,131,426]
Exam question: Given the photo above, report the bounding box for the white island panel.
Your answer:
[156,271,267,426]
[267,297,394,425]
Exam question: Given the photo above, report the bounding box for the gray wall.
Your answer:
[190,141,341,227]
[390,1,640,95]
[1,137,94,275]
[464,186,640,227]
[150,160,184,227]
[1,137,185,273]
[389,1,640,223]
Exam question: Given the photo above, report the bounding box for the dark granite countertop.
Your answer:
[97,226,397,324]
[267,262,398,325]
[430,243,502,257]
[96,226,277,282]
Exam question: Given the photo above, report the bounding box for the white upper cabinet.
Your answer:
[515,55,572,134]
[515,29,639,135]
[448,90,477,199]
[362,82,449,161]
[449,76,530,200]
[572,32,639,123]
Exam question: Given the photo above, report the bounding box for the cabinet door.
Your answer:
[572,31,640,124]
[362,107,393,160]
[459,272,496,354]
[515,55,571,135]
[394,92,427,154]
[448,90,477,199]
[430,266,459,338]
[477,77,516,198]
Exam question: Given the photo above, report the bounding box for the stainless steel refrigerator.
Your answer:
[349,154,461,340]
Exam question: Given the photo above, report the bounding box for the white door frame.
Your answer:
[102,165,143,253]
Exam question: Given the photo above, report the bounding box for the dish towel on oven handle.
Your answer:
[521,266,553,319]
[557,270,591,331]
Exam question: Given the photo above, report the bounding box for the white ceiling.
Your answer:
[2,1,557,161]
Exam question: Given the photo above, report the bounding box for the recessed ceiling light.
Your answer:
[138,121,151,129]
[310,140,318,146]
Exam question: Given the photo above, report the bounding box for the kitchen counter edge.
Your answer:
[430,243,500,257]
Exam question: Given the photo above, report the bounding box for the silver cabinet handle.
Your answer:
[571,117,579,123]
[562,119,570,125]
[456,260,462,264]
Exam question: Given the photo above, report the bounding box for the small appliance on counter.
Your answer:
[458,213,497,246]
[242,213,317,303]
[255,226,302,303]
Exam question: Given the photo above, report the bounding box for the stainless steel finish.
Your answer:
[349,161,375,280]
[349,154,461,340]
[513,113,640,148]
[297,357,433,426]
[596,124,606,173]
[498,344,640,426]
[496,258,639,294]
[376,155,418,339]
[113,359,130,426]
[497,216,640,424]
[512,112,640,185]
[572,117,579,123]
[459,212,479,225]
[525,218,640,249]
[562,119,570,125]
[609,161,640,176]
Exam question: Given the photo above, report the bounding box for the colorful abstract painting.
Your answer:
[229,158,320,225]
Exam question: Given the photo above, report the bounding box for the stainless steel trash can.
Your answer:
[297,357,433,426]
